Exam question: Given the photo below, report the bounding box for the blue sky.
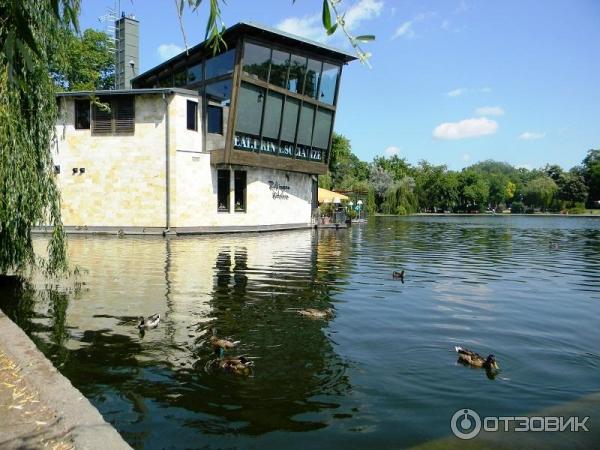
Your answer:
[79,0,600,170]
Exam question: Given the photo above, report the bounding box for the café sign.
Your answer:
[234,133,322,162]
[268,180,289,200]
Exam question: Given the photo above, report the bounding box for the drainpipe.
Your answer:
[163,93,171,235]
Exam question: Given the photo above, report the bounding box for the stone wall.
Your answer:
[53,92,313,232]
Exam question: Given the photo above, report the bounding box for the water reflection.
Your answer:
[2,230,352,447]
[1,217,600,449]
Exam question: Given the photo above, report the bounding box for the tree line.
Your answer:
[319,134,600,215]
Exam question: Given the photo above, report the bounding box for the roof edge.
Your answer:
[55,88,199,97]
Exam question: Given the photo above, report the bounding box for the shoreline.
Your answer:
[374,213,600,218]
[0,310,131,450]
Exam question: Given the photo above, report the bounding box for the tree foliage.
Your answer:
[51,28,115,91]
[0,0,77,274]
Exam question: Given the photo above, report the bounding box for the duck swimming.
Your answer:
[138,313,160,330]
[393,270,405,281]
[213,356,254,375]
[297,308,334,320]
[455,346,499,370]
[211,335,240,356]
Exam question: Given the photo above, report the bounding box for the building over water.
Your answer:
[53,22,356,234]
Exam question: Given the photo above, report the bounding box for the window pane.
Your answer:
[236,82,264,137]
[75,100,90,129]
[287,54,307,94]
[280,98,299,143]
[114,97,135,133]
[312,108,333,149]
[205,79,232,105]
[217,170,230,212]
[207,106,223,134]
[206,49,235,80]
[242,42,270,81]
[297,103,315,146]
[269,50,290,88]
[319,63,339,104]
[234,171,246,212]
[92,97,112,134]
[187,100,198,131]
[304,59,322,99]
[187,63,202,84]
[174,69,187,87]
[262,92,283,139]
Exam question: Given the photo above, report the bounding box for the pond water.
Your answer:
[1,216,600,449]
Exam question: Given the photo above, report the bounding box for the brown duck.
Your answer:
[455,346,499,370]
[214,356,254,375]
[297,308,334,320]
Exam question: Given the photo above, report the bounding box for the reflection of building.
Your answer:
[51,22,356,234]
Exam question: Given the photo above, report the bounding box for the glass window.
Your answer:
[304,59,322,99]
[319,63,340,104]
[187,63,202,84]
[236,82,264,137]
[114,97,135,134]
[312,109,333,149]
[280,97,299,143]
[269,50,290,88]
[234,171,246,212]
[297,103,315,146]
[187,100,198,131]
[174,69,187,87]
[205,79,232,105]
[207,105,223,134]
[242,42,270,81]
[217,169,230,212]
[206,49,235,80]
[262,92,283,140]
[287,54,307,94]
[75,99,90,129]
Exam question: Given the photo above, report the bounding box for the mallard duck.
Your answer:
[455,346,499,370]
[393,270,405,281]
[214,356,254,375]
[138,313,160,330]
[297,308,334,320]
[210,335,240,357]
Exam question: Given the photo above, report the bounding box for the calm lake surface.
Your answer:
[2,216,600,449]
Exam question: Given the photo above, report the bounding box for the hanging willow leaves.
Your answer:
[0,0,79,275]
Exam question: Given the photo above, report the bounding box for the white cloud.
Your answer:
[475,106,505,116]
[157,44,183,62]
[392,11,435,40]
[344,0,384,30]
[446,86,491,97]
[433,117,498,140]
[276,14,324,42]
[277,0,383,42]
[393,21,415,39]
[518,131,545,140]
[385,146,401,156]
[447,88,466,97]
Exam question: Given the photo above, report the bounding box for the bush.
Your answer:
[510,201,525,213]
[568,203,586,214]
[396,205,408,215]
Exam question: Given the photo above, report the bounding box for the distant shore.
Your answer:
[374,212,600,218]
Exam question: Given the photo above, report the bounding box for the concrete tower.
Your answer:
[115,14,139,89]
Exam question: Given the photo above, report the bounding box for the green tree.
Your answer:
[51,28,115,90]
[582,149,600,207]
[523,176,558,211]
[1,0,77,275]
[458,170,490,211]
[556,172,587,206]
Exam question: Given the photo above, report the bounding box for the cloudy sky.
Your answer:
[79,0,600,170]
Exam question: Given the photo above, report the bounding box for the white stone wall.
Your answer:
[53,92,313,232]
[173,159,313,229]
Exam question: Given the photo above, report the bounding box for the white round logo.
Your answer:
[451,408,482,440]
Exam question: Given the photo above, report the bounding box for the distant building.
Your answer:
[52,22,356,234]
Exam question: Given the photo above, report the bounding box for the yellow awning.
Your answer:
[318,188,349,204]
